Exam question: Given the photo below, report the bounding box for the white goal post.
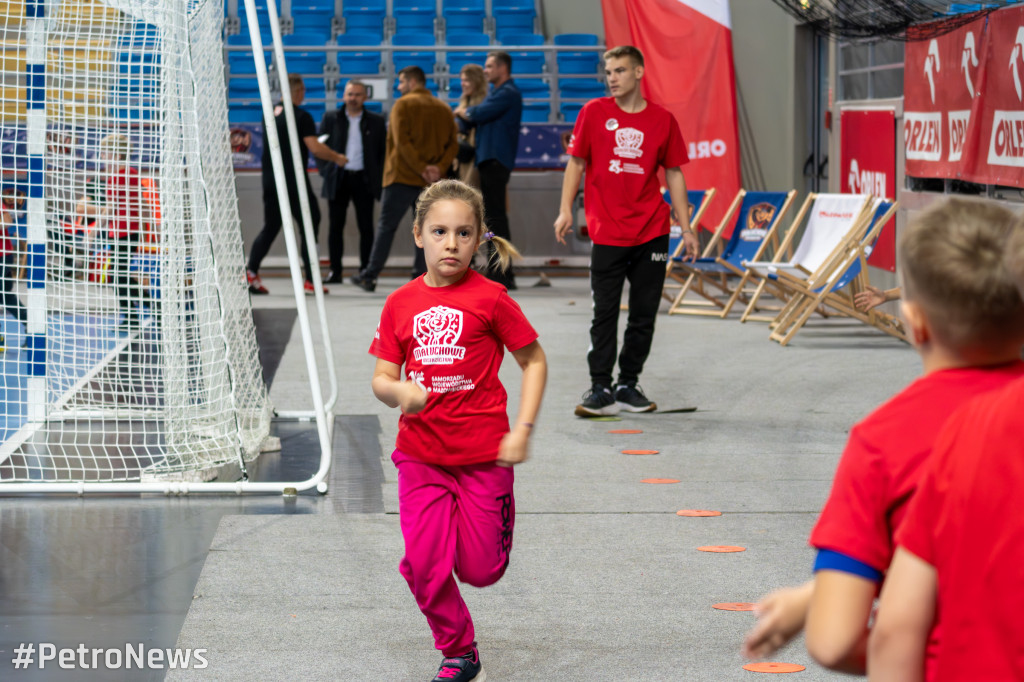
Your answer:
[0,0,335,494]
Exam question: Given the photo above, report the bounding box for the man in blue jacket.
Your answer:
[456,50,522,290]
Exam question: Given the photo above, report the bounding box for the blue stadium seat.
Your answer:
[554,33,600,75]
[491,0,536,41]
[228,106,263,124]
[290,4,335,33]
[342,0,386,41]
[336,32,383,75]
[516,77,549,98]
[560,101,583,123]
[445,31,490,46]
[227,78,262,99]
[393,0,437,33]
[558,78,606,100]
[442,0,486,33]
[278,31,329,75]
[227,50,266,75]
[500,32,545,76]
[445,32,489,75]
[521,102,550,123]
[282,29,331,46]
[365,100,384,113]
[391,31,438,73]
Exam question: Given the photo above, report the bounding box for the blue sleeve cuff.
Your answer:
[813,549,883,582]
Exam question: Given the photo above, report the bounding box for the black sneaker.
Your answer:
[431,647,485,681]
[574,385,620,417]
[349,273,376,292]
[615,383,657,413]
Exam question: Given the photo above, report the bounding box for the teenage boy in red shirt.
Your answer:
[869,222,1024,682]
[743,198,1024,674]
[553,45,696,417]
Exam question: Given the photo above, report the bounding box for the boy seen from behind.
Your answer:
[744,198,1024,674]
[869,218,1024,681]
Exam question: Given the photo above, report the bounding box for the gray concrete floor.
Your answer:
[167,273,919,680]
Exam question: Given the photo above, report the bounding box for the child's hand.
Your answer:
[742,583,812,659]
[496,426,530,467]
[398,380,428,415]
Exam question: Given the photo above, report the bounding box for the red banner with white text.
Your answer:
[904,7,1024,186]
[601,0,742,232]
[841,109,897,271]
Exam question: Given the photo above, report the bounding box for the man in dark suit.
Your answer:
[317,80,386,283]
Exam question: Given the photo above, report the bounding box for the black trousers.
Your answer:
[588,234,670,388]
[362,182,425,280]
[248,182,321,283]
[111,235,147,316]
[328,170,375,273]
[477,159,514,287]
[0,250,26,326]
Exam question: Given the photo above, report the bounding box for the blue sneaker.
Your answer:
[575,385,620,417]
[431,646,485,681]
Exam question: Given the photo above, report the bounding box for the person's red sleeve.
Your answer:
[809,425,894,572]
[490,291,538,352]
[661,113,689,169]
[566,102,591,160]
[368,298,404,365]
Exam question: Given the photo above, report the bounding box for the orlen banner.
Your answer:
[601,0,742,232]
[840,109,897,271]
[904,6,1024,186]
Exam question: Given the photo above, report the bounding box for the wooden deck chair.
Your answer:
[769,199,906,345]
[662,188,717,303]
[666,189,796,317]
[738,193,873,323]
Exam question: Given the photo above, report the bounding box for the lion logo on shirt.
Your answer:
[613,127,644,159]
[412,306,467,364]
[739,202,777,242]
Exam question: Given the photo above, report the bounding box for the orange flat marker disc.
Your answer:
[608,429,644,434]
[677,509,722,517]
[622,449,659,455]
[712,602,756,611]
[697,545,746,553]
[741,662,805,673]
[641,478,680,484]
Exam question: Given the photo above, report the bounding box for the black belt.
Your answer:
[343,169,365,175]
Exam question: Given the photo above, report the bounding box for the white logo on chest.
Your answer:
[412,306,467,364]
[613,127,644,159]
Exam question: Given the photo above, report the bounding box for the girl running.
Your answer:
[369,179,547,682]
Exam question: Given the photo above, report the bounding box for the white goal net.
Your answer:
[0,0,274,483]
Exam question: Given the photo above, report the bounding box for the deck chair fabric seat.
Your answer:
[768,199,907,345]
[662,188,716,303]
[738,192,872,322]
[666,189,796,317]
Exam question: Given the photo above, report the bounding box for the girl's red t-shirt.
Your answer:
[369,270,538,465]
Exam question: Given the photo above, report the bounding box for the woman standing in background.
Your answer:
[452,64,486,187]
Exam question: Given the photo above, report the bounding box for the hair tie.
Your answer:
[483,231,495,241]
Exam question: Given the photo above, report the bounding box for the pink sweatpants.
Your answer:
[392,449,515,656]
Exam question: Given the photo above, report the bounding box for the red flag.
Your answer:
[601,0,742,232]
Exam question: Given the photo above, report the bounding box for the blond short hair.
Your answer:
[900,197,1024,349]
[413,179,520,273]
[603,45,644,67]
[98,133,131,163]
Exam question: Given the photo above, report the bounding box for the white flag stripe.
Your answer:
[673,0,731,28]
